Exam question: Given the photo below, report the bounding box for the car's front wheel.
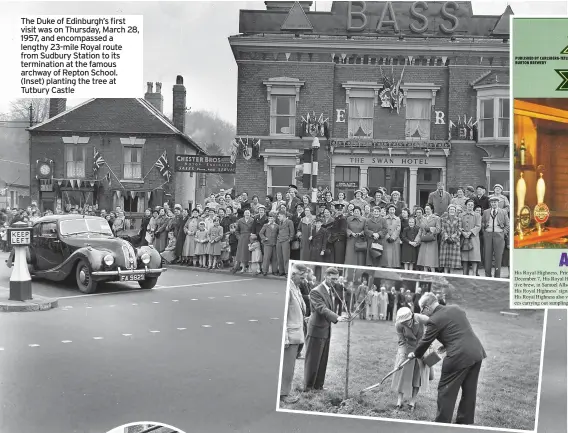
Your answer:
[138,278,158,290]
[76,260,98,294]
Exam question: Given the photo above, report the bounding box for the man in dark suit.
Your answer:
[386,288,395,321]
[409,293,486,425]
[304,267,348,391]
[412,287,422,313]
[482,196,510,278]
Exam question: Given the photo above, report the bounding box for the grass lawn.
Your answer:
[280,278,544,431]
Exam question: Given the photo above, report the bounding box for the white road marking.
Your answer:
[86,306,92,309]
[122,334,132,337]
[270,318,280,320]
[208,297,215,299]
[177,328,186,331]
[93,337,103,340]
[61,340,72,344]
[56,278,255,299]
[256,293,263,295]
[132,303,138,306]
[149,330,160,333]
[152,301,160,304]
[201,325,212,328]
[172,300,179,302]
[29,344,39,347]
[241,294,247,296]
[226,322,235,325]
[224,296,231,298]
[0,348,4,351]
[249,319,258,322]
[191,299,198,301]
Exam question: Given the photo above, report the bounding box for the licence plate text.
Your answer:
[120,274,145,281]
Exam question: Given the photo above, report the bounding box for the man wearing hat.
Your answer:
[304,267,348,391]
[409,292,486,425]
[481,195,509,278]
[287,185,301,213]
[276,210,295,276]
[428,182,452,216]
[474,185,489,212]
[491,184,510,213]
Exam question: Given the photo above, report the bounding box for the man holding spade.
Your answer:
[304,267,348,391]
[408,292,486,425]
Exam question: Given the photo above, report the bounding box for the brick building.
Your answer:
[229,1,511,209]
[28,77,206,217]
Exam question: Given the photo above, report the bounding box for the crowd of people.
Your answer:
[0,181,509,278]
[282,264,487,426]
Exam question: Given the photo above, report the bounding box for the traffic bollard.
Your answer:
[7,222,33,301]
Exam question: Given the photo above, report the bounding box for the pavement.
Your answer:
[0,252,561,433]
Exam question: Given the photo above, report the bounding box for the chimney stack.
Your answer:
[172,75,186,133]
[144,81,164,113]
[48,98,66,118]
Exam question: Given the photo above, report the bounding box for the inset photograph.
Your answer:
[277,262,545,431]
[106,422,185,433]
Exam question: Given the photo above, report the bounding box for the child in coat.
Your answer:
[207,217,224,269]
[401,217,420,270]
[195,221,209,268]
[228,223,239,266]
[248,234,262,275]
[219,233,231,267]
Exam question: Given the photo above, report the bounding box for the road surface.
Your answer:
[0,254,562,433]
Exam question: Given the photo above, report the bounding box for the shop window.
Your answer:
[269,166,294,196]
[335,166,360,200]
[65,145,86,178]
[348,97,374,138]
[405,98,431,140]
[474,82,509,141]
[123,146,142,179]
[489,170,510,196]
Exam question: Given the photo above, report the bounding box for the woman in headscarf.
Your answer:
[378,286,389,320]
[390,191,407,217]
[380,204,401,269]
[364,206,387,267]
[350,189,367,210]
[415,203,440,272]
[299,205,315,261]
[233,208,255,273]
[459,198,482,276]
[345,206,366,266]
[153,208,168,253]
[391,307,431,411]
[440,204,462,274]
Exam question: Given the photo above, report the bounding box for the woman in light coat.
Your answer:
[459,198,482,276]
[391,307,431,411]
[378,286,389,320]
[280,266,307,405]
[183,209,200,266]
[415,204,441,272]
[345,207,366,266]
[380,204,401,268]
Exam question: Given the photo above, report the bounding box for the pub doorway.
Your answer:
[416,168,441,209]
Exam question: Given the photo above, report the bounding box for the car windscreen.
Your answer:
[60,219,114,236]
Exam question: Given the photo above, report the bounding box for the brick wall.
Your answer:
[29,131,191,211]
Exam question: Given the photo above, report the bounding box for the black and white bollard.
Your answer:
[7,222,33,301]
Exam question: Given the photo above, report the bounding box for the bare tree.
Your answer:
[8,98,50,123]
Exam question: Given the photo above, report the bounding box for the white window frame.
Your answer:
[342,82,383,139]
[119,137,147,182]
[270,95,296,136]
[474,86,509,142]
[62,136,90,178]
[267,165,295,196]
[263,77,304,137]
[400,83,439,141]
[123,146,143,180]
[64,145,86,178]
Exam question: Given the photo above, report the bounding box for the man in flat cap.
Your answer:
[481,195,509,278]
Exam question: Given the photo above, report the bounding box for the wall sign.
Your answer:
[175,155,236,174]
[336,109,346,123]
[335,181,359,189]
[347,1,462,35]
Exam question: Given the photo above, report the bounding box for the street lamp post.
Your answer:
[310,136,320,203]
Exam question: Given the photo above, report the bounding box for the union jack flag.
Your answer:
[155,150,171,182]
[93,148,105,175]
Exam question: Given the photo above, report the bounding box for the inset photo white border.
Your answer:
[276,261,546,433]
[105,421,187,433]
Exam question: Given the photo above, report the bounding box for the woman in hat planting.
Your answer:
[391,307,431,411]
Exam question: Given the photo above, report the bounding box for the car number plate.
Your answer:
[120,274,145,282]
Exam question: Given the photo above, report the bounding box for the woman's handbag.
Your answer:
[370,242,383,259]
[290,240,300,250]
[354,239,368,252]
[461,236,474,251]
[420,233,436,242]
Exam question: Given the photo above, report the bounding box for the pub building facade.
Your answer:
[28,78,207,219]
[229,1,511,210]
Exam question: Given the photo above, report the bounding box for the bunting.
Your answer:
[155,150,172,182]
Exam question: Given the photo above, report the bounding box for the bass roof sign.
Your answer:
[239,1,512,37]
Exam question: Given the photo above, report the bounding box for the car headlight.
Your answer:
[104,254,114,266]
[141,253,151,264]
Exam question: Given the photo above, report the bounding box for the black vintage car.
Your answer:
[16,214,166,293]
